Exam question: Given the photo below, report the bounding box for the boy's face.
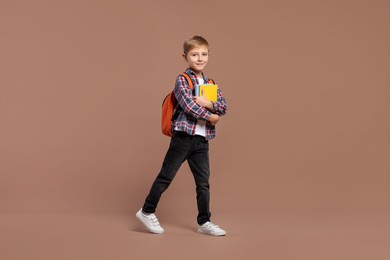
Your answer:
[183,45,209,74]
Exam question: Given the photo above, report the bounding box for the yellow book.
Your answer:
[196,84,218,102]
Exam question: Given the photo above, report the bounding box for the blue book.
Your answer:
[194,85,200,97]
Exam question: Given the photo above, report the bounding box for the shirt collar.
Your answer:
[185,68,208,82]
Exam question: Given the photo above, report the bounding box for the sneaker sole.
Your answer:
[198,228,226,236]
[136,211,164,234]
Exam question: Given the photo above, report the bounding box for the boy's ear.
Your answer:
[182,53,187,61]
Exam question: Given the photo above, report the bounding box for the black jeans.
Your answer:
[142,131,211,225]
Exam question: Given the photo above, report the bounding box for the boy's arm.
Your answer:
[173,75,212,121]
[209,88,228,116]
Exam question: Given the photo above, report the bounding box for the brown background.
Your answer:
[1,0,389,259]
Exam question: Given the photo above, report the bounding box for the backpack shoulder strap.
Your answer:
[181,72,193,90]
[208,78,215,84]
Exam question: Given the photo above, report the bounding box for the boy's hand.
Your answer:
[208,114,220,126]
[193,90,213,109]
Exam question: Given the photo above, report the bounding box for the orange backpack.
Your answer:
[161,72,214,137]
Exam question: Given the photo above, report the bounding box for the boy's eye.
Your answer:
[190,53,208,57]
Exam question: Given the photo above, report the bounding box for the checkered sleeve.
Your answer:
[174,75,212,121]
[210,87,227,116]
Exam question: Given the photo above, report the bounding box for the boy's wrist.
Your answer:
[208,113,220,126]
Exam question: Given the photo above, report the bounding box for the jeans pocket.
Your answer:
[171,131,185,146]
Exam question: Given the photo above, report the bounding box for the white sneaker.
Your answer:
[198,221,226,236]
[136,208,164,234]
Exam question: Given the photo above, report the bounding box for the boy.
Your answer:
[136,36,227,236]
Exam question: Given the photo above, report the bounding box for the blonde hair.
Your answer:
[183,36,209,55]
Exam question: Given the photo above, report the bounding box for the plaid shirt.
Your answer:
[173,68,227,140]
